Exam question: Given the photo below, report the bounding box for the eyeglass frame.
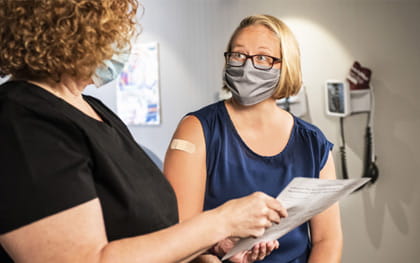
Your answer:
[224,51,282,71]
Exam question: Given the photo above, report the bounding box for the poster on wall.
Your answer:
[117,41,161,125]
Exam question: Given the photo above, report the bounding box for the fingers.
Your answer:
[247,241,280,262]
[252,192,288,219]
[219,192,288,239]
[250,243,259,262]
[266,240,279,252]
[266,240,275,252]
[258,193,287,228]
[266,197,288,218]
[229,250,248,263]
[266,208,281,224]
[257,242,267,261]
[248,193,288,238]
[251,227,266,238]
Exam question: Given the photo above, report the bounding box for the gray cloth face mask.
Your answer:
[223,60,280,106]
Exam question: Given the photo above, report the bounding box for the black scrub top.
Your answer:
[0,80,179,262]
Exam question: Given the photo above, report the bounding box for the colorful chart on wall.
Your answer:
[117,41,161,125]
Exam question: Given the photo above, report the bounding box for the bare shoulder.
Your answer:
[177,115,202,132]
[173,115,204,143]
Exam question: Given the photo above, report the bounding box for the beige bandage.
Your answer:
[170,139,196,154]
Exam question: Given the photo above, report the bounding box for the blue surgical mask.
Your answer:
[223,60,280,106]
[92,47,130,87]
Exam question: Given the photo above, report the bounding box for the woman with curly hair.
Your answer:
[0,1,287,262]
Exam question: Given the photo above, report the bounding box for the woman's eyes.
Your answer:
[255,55,269,61]
[232,52,246,59]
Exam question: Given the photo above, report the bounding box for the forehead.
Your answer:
[232,24,279,52]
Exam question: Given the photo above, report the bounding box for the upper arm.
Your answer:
[0,199,108,263]
[163,115,207,221]
[309,152,343,244]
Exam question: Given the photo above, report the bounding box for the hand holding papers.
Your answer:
[222,177,370,260]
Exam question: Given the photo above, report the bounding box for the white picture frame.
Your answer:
[116,42,161,125]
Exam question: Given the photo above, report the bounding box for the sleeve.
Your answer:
[0,101,97,234]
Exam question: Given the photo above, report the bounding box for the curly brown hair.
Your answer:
[0,0,138,82]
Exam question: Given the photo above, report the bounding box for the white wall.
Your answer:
[86,0,420,262]
[85,0,224,159]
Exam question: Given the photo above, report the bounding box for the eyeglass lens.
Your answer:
[226,52,275,70]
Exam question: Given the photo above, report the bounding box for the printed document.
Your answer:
[222,177,370,260]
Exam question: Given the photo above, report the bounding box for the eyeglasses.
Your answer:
[224,52,281,70]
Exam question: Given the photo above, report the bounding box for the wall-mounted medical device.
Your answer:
[325,80,373,117]
[325,80,351,117]
[326,61,379,190]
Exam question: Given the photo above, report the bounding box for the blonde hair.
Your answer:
[225,14,302,99]
[0,0,138,82]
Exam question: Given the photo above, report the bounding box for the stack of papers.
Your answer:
[222,177,370,260]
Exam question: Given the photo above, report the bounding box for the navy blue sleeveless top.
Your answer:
[189,101,333,263]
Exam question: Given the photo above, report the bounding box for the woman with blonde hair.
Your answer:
[0,2,287,262]
[165,14,343,263]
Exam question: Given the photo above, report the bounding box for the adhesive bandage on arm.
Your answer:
[170,139,196,154]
